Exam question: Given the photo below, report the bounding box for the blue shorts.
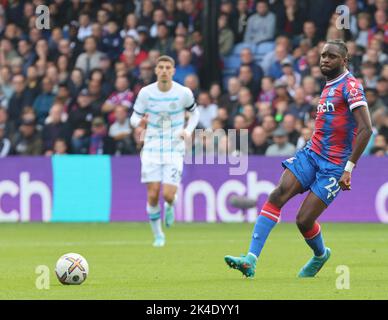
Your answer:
[281,148,345,206]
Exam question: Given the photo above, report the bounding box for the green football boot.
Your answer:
[224,254,257,278]
[298,248,331,278]
[164,205,175,228]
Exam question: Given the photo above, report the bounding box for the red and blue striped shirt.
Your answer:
[307,70,368,166]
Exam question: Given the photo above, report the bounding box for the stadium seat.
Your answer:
[232,42,256,56]
[255,41,275,55]
[223,55,241,70]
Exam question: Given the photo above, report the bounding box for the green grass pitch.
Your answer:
[0,222,387,299]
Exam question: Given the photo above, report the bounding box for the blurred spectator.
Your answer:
[296,126,313,151]
[356,12,371,49]
[265,42,293,79]
[232,113,250,154]
[174,48,197,85]
[152,22,174,56]
[184,74,200,99]
[219,77,241,115]
[275,0,305,38]
[17,39,35,74]
[262,114,277,137]
[288,87,313,123]
[0,65,13,108]
[244,1,276,44]
[42,103,71,155]
[11,118,42,156]
[239,47,264,84]
[238,64,260,99]
[132,60,155,97]
[282,114,300,146]
[0,122,11,157]
[218,13,234,56]
[361,61,379,88]
[53,138,69,155]
[279,58,301,87]
[265,126,296,156]
[376,77,388,106]
[88,117,116,155]
[109,105,133,155]
[232,0,251,44]
[68,89,99,154]
[197,91,218,129]
[75,36,104,77]
[209,82,223,105]
[242,103,258,133]
[365,87,386,116]
[8,74,34,128]
[77,13,93,42]
[249,125,269,155]
[0,106,13,138]
[33,77,56,126]
[87,79,106,114]
[294,20,320,48]
[101,20,123,61]
[258,76,276,103]
[102,76,134,124]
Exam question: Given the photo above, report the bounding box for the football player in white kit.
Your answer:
[130,55,200,247]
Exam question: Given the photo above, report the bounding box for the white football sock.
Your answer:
[147,203,163,237]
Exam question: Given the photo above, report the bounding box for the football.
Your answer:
[55,253,89,285]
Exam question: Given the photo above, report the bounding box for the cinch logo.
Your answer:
[317,101,335,113]
[0,172,51,222]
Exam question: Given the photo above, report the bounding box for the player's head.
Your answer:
[155,55,175,84]
[319,39,349,78]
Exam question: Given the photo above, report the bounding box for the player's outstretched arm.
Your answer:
[339,106,372,191]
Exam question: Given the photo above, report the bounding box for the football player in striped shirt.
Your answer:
[225,40,373,278]
[130,55,199,247]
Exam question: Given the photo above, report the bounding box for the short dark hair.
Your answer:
[156,55,175,67]
[327,39,348,58]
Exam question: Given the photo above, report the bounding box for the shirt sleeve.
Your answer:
[344,79,368,111]
[184,88,196,111]
[133,88,147,116]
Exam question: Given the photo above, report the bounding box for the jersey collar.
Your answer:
[325,69,349,87]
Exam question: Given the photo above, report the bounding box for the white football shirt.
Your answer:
[133,81,196,164]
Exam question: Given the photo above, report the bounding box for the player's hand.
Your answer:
[179,130,191,141]
[339,171,352,191]
[138,114,149,129]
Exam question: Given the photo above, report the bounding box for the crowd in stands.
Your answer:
[0,0,387,158]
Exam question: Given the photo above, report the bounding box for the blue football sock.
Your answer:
[248,215,277,258]
[305,232,326,257]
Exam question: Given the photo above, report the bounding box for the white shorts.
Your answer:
[141,161,184,186]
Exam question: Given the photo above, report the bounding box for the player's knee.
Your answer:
[268,187,285,208]
[147,189,159,205]
[295,214,313,232]
[163,192,175,204]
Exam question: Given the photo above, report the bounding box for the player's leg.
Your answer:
[146,182,165,247]
[295,156,343,277]
[225,149,317,278]
[296,191,331,277]
[162,183,178,228]
[142,161,165,247]
[161,161,182,228]
[225,169,305,277]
